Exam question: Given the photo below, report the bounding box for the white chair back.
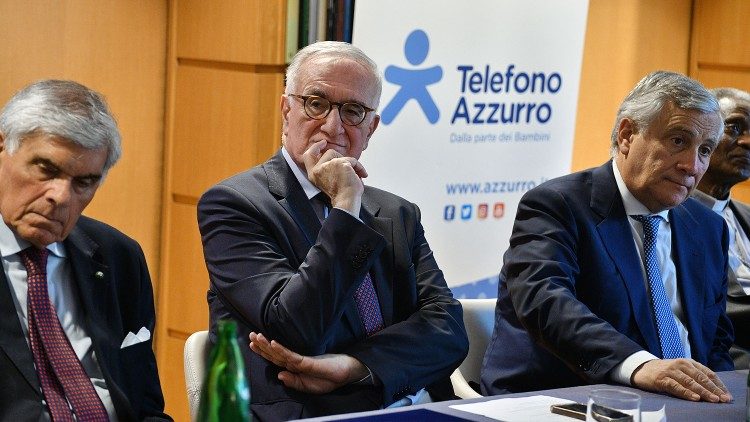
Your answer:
[184,330,210,420]
[450,298,496,399]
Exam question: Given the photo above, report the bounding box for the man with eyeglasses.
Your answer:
[197,41,468,420]
[691,87,750,368]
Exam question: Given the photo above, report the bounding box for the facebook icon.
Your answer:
[444,205,456,221]
[461,204,472,220]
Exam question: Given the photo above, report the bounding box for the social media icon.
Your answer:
[444,205,455,221]
[493,202,505,218]
[461,204,472,220]
[477,203,488,219]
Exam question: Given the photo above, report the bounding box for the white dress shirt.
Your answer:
[0,216,116,420]
[610,161,692,386]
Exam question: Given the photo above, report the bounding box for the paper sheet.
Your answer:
[450,395,666,422]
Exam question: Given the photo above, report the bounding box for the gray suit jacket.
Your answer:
[691,189,750,368]
[727,199,750,368]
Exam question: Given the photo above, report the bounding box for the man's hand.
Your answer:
[631,358,732,403]
[302,140,367,216]
[249,332,369,394]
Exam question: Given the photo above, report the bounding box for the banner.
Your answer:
[353,0,589,298]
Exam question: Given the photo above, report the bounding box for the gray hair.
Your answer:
[0,79,121,173]
[610,71,721,156]
[285,41,382,108]
[711,87,750,117]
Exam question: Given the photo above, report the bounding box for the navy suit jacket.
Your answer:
[481,161,734,395]
[0,216,170,421]
[198,151,467,421]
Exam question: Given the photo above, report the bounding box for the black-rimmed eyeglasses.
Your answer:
[289,94,375,126]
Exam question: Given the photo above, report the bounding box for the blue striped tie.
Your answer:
[632,215,685,359]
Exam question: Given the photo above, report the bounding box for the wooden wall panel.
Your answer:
[165,201,209,332]
[158,1,286,419]
[690,0,750,203]
[176,0,285,64]
[690,0,750,69]
[572,0,692,171]
[696,68,750,93]
[0,0,167,283]
[172,65,284,198]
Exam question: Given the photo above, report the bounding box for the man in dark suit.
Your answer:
[692,87,750,368]
[481,71,734,402]
[198,41,468,420]
[0,80,170,421]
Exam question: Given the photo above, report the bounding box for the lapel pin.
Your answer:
[95,271,104,279]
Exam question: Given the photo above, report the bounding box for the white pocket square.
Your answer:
[120,327,151,349]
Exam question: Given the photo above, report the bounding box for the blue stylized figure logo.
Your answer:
[381,29,442,125]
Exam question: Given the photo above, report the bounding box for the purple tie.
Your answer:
[21,247,109,421]
[354,273,384,336]
[313,193,384,336]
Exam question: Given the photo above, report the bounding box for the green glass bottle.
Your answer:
[197,320,251,422]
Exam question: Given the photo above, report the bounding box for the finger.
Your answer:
[671,366,719,403]
[661,376,701,401]
[695,363,732,402]
[251,334,289,366]
[347,157,368,178]
[320,147,342,161]
[301,139,327,171]
[249,342,286,366]
[269,340,306,370]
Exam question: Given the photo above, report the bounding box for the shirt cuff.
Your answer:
[333,206,363,222]
[610,350,658,385]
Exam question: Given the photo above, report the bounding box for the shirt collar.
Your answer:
[612,160,670,221]
[691,188,728,214]
[0,214,66,259]
[281,146,321,200]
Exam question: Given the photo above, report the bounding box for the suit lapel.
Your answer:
[0,269,41,394]
[361,194,394,326]
[64,228,132,417]
[265,151,321,248]
[670,205,707,355]
[592,162,661,354]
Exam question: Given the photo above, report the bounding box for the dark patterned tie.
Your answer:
[631,215,685,359]
[21,247,109,421]
[313,193,384,336]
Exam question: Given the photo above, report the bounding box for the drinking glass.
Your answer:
[586,388,641,422]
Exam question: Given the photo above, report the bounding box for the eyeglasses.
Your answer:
[289,94,375,126]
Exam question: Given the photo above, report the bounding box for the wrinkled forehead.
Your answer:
[298,56,379,102]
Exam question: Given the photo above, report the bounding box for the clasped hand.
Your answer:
[631,358,732,403]
[248,332,368,394]
[302,140,368,216]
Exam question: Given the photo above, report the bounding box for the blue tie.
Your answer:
[632,215,685,359]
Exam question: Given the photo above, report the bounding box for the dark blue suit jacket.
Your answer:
[481,161,734,395]
[198,151,467,420]
[0,216,170,421]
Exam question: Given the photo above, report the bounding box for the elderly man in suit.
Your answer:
[0,80,170,420]
[481,71,734,402]
[198,41,467,420]
[692,87,750,368]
